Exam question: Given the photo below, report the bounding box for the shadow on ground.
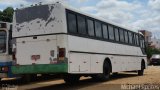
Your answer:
[0,72,141,90]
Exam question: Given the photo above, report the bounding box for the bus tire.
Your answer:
[63,74,80,84]
[92,61,111,81]
[138,61,145,76]
[22,75,31,83]
[112,72,118,76]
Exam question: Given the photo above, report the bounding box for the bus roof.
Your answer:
[15,2,138,34]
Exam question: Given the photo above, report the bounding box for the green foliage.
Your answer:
[0,7,14,22]
[0,10,2,21]
[146,47,160,58]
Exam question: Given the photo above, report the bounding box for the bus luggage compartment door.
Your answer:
[69,53,90,73]
[16,35,57,65]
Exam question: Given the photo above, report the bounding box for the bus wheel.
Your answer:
[63,74,80,84]
[112,72,118,76]
[138,62,145,76]
[92,61,111,81]
[21,75,32,83]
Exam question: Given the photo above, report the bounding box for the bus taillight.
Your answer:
[58,48,66,60]
[1,67,9,72]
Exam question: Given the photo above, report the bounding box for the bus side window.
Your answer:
[114,27,119,41]
[128,32,133,44]
[119,29,124,42]
[95,21,102,38]
[133,34,139,46]
[133,34,136,45]
[142,39,145,48]
[67,13,77,33]
[102,24,108,39]
[136,34,140,46]
[124,30,129,43]
[140,36,146,54]
[77,15,87,35]
[140,36,145,48]
[87,19,95,37]
[0,31,6,53]
[108,25,114,40]
[140,36,143,48]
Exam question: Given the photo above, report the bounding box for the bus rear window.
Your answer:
[16,5,50,24]
[0,31,6,53]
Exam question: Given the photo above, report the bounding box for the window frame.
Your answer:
[0,30,7,53]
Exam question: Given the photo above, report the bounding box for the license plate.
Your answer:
[31,55,40,61]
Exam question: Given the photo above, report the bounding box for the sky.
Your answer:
[0,0,160,38]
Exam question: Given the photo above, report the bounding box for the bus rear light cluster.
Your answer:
[1,67,9,72]
[58,48,66,60]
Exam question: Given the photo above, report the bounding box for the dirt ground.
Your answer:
[1,66,160,90]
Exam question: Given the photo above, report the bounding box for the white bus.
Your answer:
[12,2,147,83]
[0,22,14,80]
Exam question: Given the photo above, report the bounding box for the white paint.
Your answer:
[68,35,145,73]
[13,3,65,37]
[16,35,57,65]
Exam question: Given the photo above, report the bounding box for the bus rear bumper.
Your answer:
[11,64,68,74]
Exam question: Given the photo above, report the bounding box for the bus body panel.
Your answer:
[16,35,57,65]
[69,53,91,73]
[12,35,70,74]
[12,3,69,74]
[68,35,143,55]
[68,35,145,73]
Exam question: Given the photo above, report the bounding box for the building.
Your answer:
[139,30,152,46]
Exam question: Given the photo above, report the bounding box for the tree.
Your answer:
[0,10,2,21]
[0,7,14,22]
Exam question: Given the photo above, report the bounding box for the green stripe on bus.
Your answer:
[11,64,68,74]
